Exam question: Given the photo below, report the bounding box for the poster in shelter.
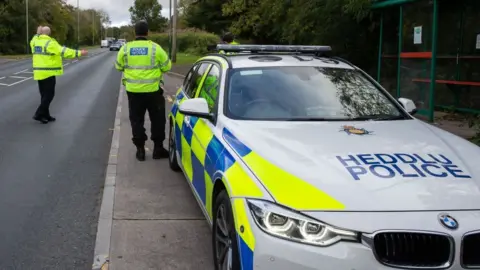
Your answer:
[414,26,422,44]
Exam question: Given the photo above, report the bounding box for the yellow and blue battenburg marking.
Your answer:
[170,93,260,270]
[170,90,344,270]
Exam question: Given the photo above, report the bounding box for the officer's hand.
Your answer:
[81,49,88,56]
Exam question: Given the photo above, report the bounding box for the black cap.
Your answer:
[222,32,234,43]
[135,20,149,36]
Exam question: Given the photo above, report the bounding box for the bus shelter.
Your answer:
[374,0,480,121]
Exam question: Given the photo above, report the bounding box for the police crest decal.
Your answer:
[340,125,372,135]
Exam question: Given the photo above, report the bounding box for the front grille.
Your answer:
[462,232,480,267]
[373,232,452,268]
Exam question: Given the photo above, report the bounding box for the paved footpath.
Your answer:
[93,74,214,270]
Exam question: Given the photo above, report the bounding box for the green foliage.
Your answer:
[180,0,378,72]
[105,25,136,41]
[180,0,232,34]
[0,0,110,54]
[129,0,168,32]
[150,31,220,55]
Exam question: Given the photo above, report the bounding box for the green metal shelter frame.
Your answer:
[373,0,439,121]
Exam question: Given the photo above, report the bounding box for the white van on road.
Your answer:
[101,40,109,48]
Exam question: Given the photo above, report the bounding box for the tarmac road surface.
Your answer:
[0,48,121,269]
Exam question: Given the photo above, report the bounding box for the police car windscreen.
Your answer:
[226,67,405,121]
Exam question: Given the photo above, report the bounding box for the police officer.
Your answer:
[221,32,239,45]
[32,26,87,124]
[219,32,239,55]
[114,20,172,161]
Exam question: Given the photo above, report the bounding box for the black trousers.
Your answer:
[126,90,166,147]
[35,76,56,118]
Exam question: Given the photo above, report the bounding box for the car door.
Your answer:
[175,62,211,181]
[188,63,221,211]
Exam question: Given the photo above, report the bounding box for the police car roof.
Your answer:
[226,54,355,70]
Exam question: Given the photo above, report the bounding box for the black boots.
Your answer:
[33,115,56,124]
[152,144,169,159]
[136,146,146,161]
[136,144,168,161]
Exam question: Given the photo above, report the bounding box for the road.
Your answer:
[0,48,121,269]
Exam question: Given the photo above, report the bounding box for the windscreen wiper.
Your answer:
[350,114,407,121]
[286,117,344,121]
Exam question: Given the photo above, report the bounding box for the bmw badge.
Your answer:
[438,213,458,230]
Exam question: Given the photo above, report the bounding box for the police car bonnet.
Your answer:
[223,119,480,211]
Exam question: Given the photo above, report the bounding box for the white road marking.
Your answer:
[14,69,29,74]
[0,50,106,87]
[7,77,31,86]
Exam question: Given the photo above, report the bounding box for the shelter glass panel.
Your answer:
[398,0,433,111]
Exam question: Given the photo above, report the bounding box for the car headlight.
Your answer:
[247,199,359,247]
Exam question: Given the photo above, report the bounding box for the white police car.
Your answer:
[168,44,480,270]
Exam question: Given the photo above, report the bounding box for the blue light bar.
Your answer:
[215,44,332,53]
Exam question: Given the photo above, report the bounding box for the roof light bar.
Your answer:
[215,44,332,53]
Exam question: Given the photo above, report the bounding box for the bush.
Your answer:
[150,30,220,55]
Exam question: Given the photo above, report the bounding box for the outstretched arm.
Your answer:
[46,40,83,58]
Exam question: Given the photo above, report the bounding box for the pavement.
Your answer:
[94,74,213,270]
[0,49,212,270]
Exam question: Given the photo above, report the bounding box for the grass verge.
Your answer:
[173,53,200,65]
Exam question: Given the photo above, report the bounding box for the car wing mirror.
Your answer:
[178,98,213,120]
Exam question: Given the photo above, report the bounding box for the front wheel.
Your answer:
[168,121,181,171]
[212,190,241,270]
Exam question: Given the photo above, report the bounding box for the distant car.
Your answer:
[168,44,480,270]
[109,42,121,51]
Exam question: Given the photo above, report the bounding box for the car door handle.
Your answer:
[184,115,191,127]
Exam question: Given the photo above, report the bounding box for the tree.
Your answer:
[0,0,111,54]
[179,0,231,34]
[129,0,168,32]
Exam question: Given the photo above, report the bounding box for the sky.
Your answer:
[65,0,173,27]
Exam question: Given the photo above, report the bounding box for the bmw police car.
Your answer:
[167,44,480,270]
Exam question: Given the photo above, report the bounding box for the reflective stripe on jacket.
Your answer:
[32,35,81,80]
[114,39,171,93]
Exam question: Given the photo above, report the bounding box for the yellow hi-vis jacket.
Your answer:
[219,41,240,55]
[114,39,171,93]
[32,35,82,81]
[30,34,40,53]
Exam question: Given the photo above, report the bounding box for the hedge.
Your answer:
[150,31,220,55]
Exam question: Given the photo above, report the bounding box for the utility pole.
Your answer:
[171,0,178,63]
[92,10,95,45]
[77,0,80,47]
[168,0,172,58]
[26,0,29,54]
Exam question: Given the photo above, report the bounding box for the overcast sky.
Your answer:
[65,0,172,27]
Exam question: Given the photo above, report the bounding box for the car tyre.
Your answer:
[212,190,242,270]
[168,121,181,171]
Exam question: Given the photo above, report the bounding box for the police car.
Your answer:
[167,44,480,270]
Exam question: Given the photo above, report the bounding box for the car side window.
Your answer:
[184,63,210,98]
[182,64,198,92]
[198,65,220,113]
